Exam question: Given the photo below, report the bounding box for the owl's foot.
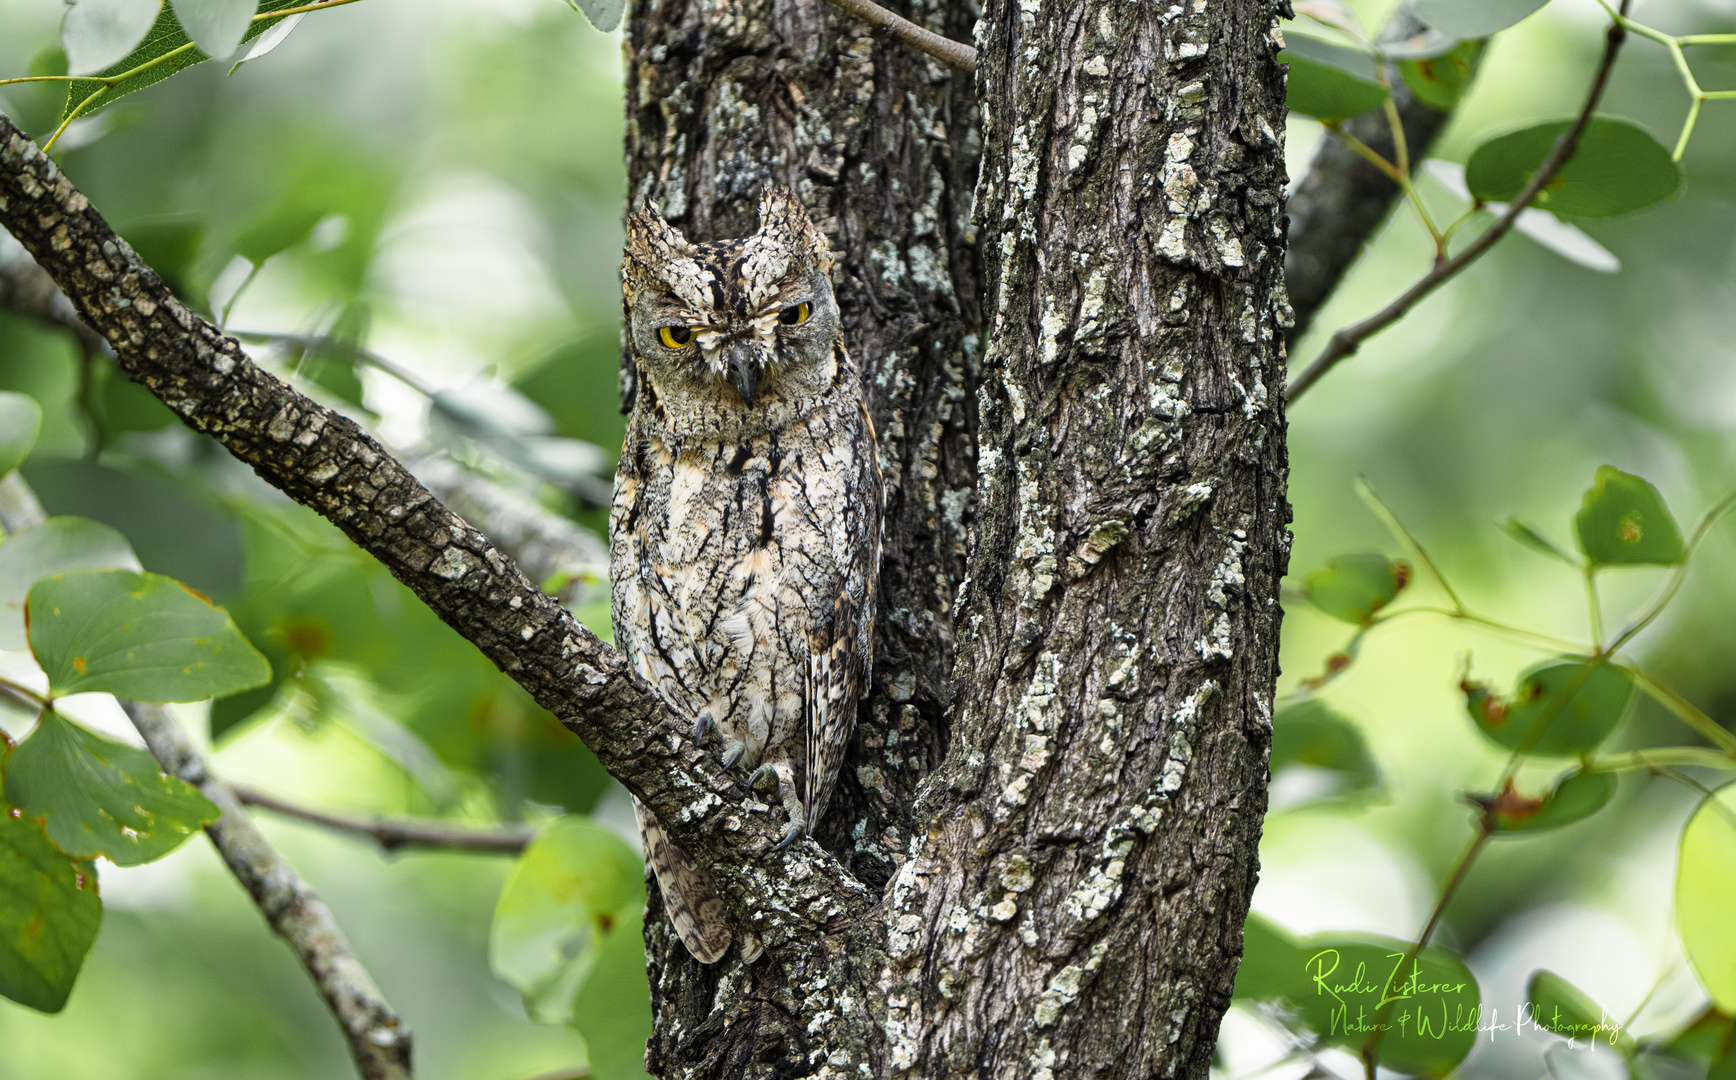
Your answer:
[768,760,807,851]
[746,763,778,793]
[720,739,747,772]
[771,820,806,851]
[692,710,714,742]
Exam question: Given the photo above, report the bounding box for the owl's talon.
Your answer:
[720,740,746,772]
[692,710,714,742]
[746,763,778,792]
[771,822,806,851]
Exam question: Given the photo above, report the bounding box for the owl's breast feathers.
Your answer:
[611,388,881,827]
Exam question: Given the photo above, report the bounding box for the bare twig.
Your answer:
[819,0,977,71]
[126,703,414,1080]
[232,783,536,854]
[1287,4,1631,403]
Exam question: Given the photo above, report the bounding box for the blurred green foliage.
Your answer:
[3,0,1736,1075]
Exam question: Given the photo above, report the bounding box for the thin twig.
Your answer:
[1288,3,1632,403]
[232,783,535,854]
[126,704,415,1080]
[818,0,977,71]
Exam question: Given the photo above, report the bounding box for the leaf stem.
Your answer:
[1584,567,1605,651]
[1590,747,1736,772]
[1629,668,1736,754]
[0,675,48,709]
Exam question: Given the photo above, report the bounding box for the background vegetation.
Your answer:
[3,0,1736,1076]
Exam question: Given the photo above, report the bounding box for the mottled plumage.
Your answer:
[611,188,882,964]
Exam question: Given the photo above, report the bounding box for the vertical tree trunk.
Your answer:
[623,0,1289,1072]
[622,0,980,1073]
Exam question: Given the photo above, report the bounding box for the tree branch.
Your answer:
[1284,9,1468,344]
[0,476,413,1080]
[126,702,416,1080]
[231,783,536,854]
[818,0,977,71]
[0,112,866,956]
[1287,6,1630,403]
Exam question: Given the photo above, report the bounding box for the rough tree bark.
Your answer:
[625,0,1288,1073]
[0,0,1289,1057]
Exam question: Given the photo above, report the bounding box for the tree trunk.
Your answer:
[624,0,1289,1075]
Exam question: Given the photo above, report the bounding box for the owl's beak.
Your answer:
[727,341,761,406]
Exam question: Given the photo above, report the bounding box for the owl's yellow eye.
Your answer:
[778,302,812,326]
[659,325,694,348]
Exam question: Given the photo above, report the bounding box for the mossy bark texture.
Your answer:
[625,0,1290,1073]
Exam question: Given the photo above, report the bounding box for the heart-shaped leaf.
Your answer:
[167,0,257,61]
[1678,783,1736,1013]
[490,816,643,1025]
[27,568,270,702]
[1281,35,1391,120]
[1271,699,1381,804]
[561,0,624,33]
[1525,970,1626,1045]
[1415,0,1551,37]
[1467,117,1681,219]
[1398,38,1484,109]
[1463,658,1633,756]
[5,709,219,866]
[1574,466,1685,567]
[1303,553,1410,624]
[0,392,43,477]
[1488,768,1614,833]
[0,517,142,651]
[1249,932,1482,1076]
[61,0,162,75]
[0,803,102,1013]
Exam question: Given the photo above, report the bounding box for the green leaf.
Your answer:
[1232,912,1303,1001]
[1526,970,1625,1045]
[1271,699,1381,803]
[27,568,271,702]
[1574,466,1685,567]
[561,0,624,33]
[1245,932,1482,1075]
[0,804,102,1013]
[1398,39,1485,111]
[167,0,258,61]
[62,0,162,75]
[0,391,43,476]
[570,906,654,1080]
[1501,518,1580,566]
[0,516,142,652]
[1415,0,1550,37]
[1678,782,1736,1013]
[1463,658,1633,756]
[1466,118,1682,218]
[1303,553,1410,624]
[61,0,308,122]
[1490,768,1615,833]
[1281,35,1391,121]
[490,817,644,1026]
[6,709,219,865]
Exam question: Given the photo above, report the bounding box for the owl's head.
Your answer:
[623,187,842,436]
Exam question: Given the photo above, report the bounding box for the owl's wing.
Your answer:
[801,401,883,832]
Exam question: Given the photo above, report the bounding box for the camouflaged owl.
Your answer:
[611,187,883,964]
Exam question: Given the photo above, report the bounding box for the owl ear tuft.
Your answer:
[624,198,698,303]
[757,186,833,273]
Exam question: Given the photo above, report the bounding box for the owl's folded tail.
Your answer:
[633,796,759,964]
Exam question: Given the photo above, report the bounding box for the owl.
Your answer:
[610,187,883,964]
